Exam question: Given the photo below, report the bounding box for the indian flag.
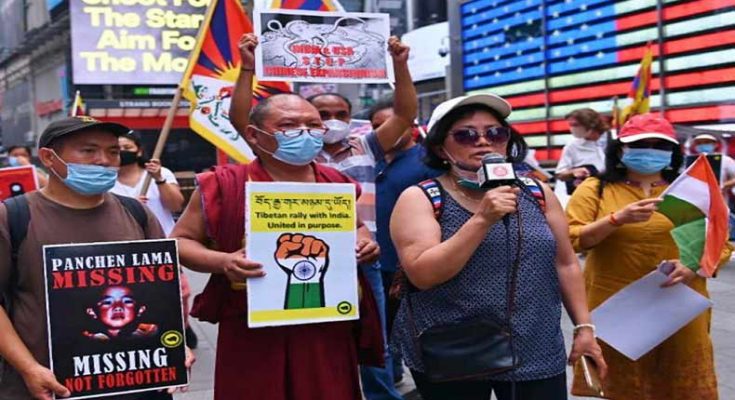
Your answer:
[657,154,729,277]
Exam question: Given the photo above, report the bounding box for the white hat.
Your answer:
[426,94,512,134]
[693,134,718,142]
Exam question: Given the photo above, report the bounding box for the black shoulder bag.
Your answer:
[404,201,524,382]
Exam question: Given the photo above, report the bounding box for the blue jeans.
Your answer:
[360,263,403,400]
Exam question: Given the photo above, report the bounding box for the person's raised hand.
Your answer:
[21,364,70,400]
[238,33,258,71]
[475,186,520,225]
[613,198,662,225]
[222,247,264,283]
[387,36,410,64]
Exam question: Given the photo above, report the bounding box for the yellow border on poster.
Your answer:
[250,306,357,322]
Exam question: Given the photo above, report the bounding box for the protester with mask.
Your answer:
[690,133,735,192]
[556,108,609,194]
[172,34,384,400]
[566,114,730,400]
[111,132,184,236]
[389,94,606,400]
[5,145,49,187]
[110,132,196,347]
[0,116,193,400]
[300,37,416,400]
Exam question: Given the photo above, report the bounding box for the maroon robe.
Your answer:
[191,159,383,400]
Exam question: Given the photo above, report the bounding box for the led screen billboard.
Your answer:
[459,0,735,161]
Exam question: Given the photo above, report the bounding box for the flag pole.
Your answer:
[70,90,80,117]
[610,95,619,145]
[140,0,218,196]
[139,87,184,196]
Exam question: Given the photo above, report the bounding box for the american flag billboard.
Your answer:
[456,0,735,162]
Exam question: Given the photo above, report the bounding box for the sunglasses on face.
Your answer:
[449,127,512,146]
[626,141,677,151]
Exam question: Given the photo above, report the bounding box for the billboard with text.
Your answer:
[70,0,209,84]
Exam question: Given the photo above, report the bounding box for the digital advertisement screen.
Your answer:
[70,0,209,85]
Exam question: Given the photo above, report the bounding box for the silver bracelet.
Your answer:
[573,323,596,336]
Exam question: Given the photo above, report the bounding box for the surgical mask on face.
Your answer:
[571,126,588,139]
[253,127,324,166]
[7,156,21,167]
[695,143,716,154]
[443,147,483,190]
[621,148,672,175]
[119,150,139,166]
[49,150,118,195]
[322,119,350,144]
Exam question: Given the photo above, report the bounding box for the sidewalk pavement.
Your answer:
[176,259,735,399]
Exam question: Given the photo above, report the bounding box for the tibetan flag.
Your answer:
[181,0,290,163]
[270,0,344,11]
[657,154,730,277]
[70,90,86,117]
[619,43,653,125]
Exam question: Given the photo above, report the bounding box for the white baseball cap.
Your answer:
[693,134,718,142]
[426,94,512,134]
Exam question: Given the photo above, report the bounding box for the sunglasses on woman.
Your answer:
[449,127,512,146]
[626,140,677,151]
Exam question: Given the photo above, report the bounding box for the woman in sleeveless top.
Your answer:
[389,94,606,400]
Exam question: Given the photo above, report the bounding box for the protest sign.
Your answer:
[254,9,393,83]
[70,0,209,84]
[44,239,188,399]
[245,182,358,328]
[0,165,38,200]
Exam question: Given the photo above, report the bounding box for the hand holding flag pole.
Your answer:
[139,0,217,197]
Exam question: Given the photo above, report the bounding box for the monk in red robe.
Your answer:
[171,34,384,400]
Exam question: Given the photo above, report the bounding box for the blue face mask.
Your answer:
[621,148,672,174]
[7,156,21,167]
[695,143,716,154]
[253,127,324,166]
[50,151,118,195]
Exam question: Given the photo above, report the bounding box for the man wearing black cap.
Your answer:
[0,117,183,399]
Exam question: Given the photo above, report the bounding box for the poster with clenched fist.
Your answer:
[245,182,358,328]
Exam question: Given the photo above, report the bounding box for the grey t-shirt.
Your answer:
[0,191,164,399]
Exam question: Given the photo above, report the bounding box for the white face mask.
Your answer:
[322,119,351,144]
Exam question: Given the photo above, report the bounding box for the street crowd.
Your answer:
[0,32,732,400]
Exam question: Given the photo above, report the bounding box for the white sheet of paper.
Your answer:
[591,270,712,361]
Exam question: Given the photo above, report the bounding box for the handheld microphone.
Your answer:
[477,153,517,190]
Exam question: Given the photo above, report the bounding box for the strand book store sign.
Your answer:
[71,0,209,85]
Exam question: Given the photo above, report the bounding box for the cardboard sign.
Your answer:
[245,182,358,328]
[0,165,38,200]
[43,239,188,399]
[254,9,393,83]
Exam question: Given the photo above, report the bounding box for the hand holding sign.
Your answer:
[238,33,258,71]
[223,247,264,283]
[21,364,70,400]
